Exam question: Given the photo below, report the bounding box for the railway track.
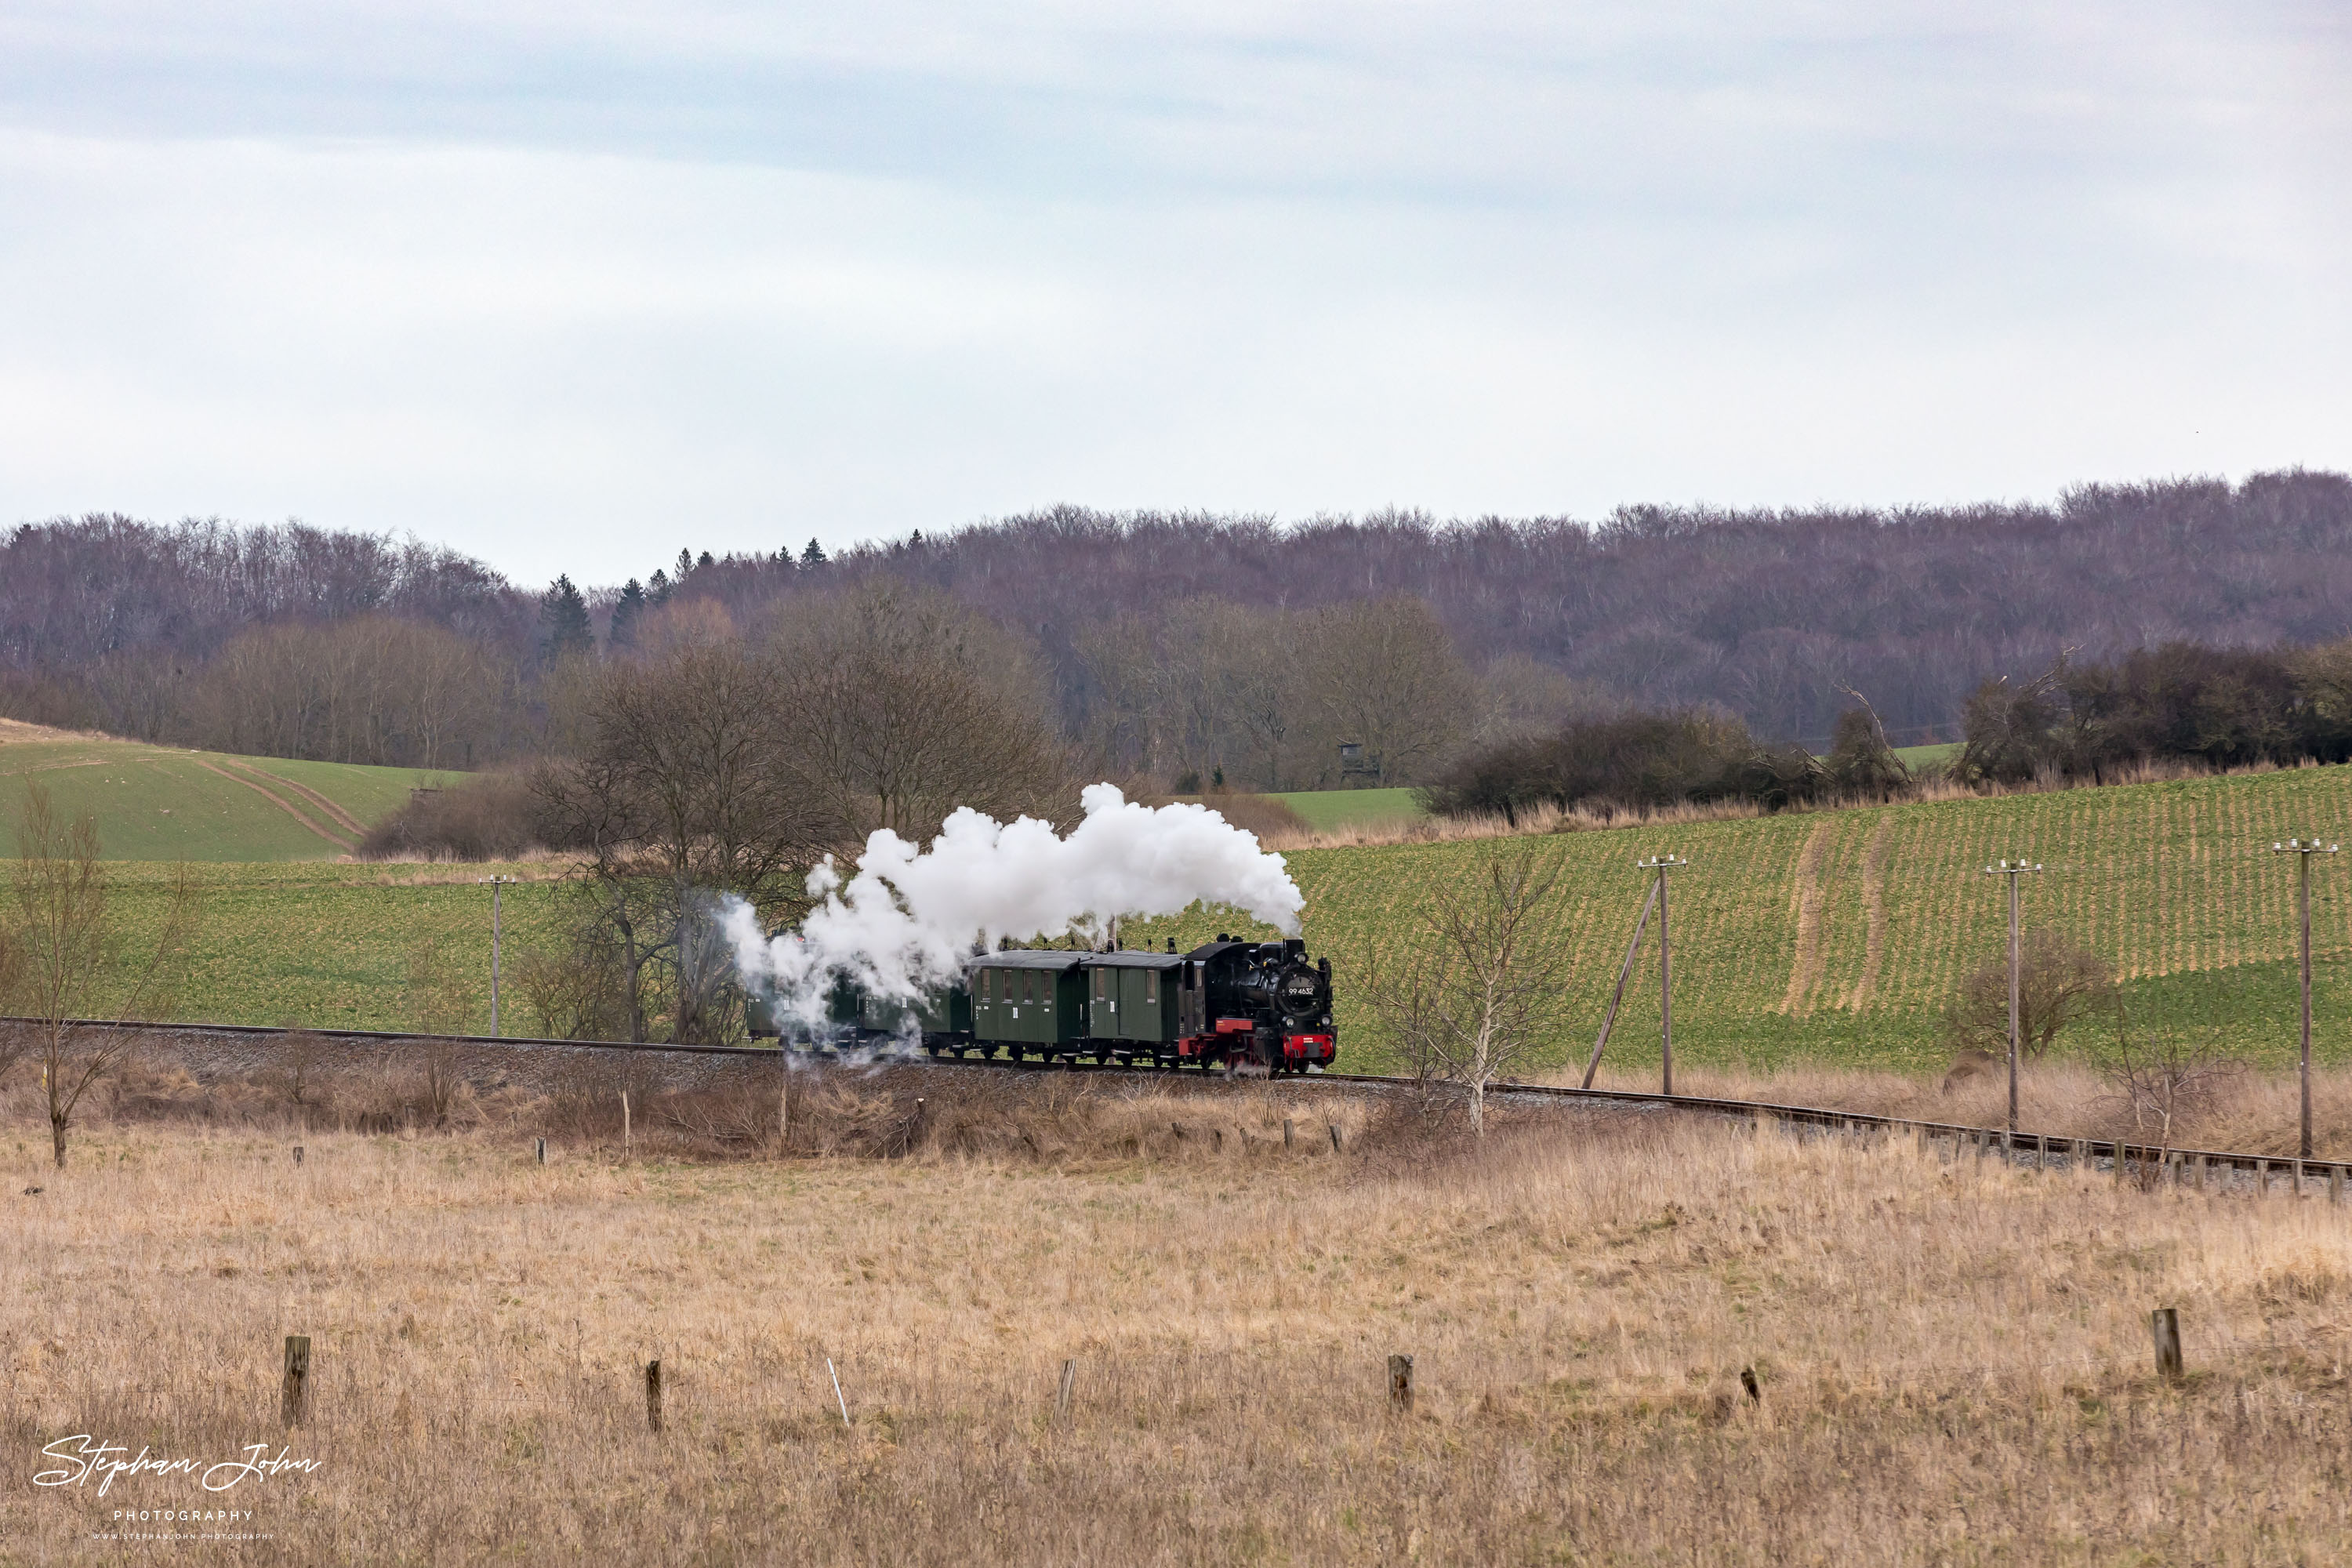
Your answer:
[9,1013,2340,1192]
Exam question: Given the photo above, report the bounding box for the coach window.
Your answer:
[1145,970,1157,1004]
[1023,971,1034,1004]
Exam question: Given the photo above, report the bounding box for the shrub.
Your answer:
[1943,933,2116,1059]
[359,770,548,861]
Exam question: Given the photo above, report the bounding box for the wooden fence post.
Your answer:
[1329,1123,1344,1155]
[622,1091,632,1161]
[292,1146,303,1166]
[1057,1358,1076,1418]
[535,1137,546,1165]
[2259,1160,2271,1196]
[1283,1119,1296,1151]
[2332,1164,2344,1205]
[2113,1142,2125,1187]
[2151,1308,2183,1381]
[1387,1353,1414,1414]
[281,1336,310,1428]
[644,1359,662,1432]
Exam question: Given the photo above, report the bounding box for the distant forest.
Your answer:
[3,468,2349,783]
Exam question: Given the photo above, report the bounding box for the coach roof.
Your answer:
[967,950,1086,971]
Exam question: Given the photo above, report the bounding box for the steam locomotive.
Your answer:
[749,934,1337,1074]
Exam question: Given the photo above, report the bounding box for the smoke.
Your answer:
[723,783,1305,1029]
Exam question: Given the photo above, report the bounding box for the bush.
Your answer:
[1943,933,2116,1059]
[359,771,547,861]
[1419,709,1760,821]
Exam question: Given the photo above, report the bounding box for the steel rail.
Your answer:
[3,1013,2333,1185]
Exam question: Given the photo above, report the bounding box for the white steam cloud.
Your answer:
[723,783,1305,1029]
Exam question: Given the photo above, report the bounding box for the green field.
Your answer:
[0,725,457,860]
[36,861,572,1032]
[1895,740,1962,771]
[1269,786,1426,829]
[26,763,2352,1076]
[1137,762,2352,1075]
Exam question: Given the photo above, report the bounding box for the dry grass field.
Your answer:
[9,1058,2352,1564]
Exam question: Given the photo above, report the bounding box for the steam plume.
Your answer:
[724,783,1304,1028]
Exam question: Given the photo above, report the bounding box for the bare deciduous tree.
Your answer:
[776,584,1071,838]
[183,615,512,768]
[1359,844,1577,1134]
[1305,596,1477,788]
[2098,1004,2233,1177]
[5,785,201,1167]
[533,637,843,1043]
[1943,932,2116,1060]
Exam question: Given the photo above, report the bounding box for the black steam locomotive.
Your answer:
[749,934,1337,1074]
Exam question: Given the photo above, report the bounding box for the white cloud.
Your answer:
[0,2,2345,582]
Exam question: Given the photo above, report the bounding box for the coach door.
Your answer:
[1178,960,1204,1037]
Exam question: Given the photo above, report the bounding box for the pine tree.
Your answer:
[697,550,714,570]
[676,548,695,580]
[608,579,648,650]
[800,538,827,568]
[647,568,672,605]
[539,575,595,659]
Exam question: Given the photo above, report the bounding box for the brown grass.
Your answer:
[9,1054,2352,1563]
[1581,1057,2352,1160]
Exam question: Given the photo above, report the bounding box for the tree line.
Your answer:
[1421,632,2352,822]
[1954,639,2352,784]
[8,466,2352,778]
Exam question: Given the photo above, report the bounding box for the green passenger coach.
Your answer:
[1083,951,1182,1047]
[967,951,1086,1055]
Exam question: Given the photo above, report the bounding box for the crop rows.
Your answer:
[1134,764,2352,1073]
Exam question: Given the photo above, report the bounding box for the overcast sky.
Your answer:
[1,2,2346,585]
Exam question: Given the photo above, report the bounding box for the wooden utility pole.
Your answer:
[1635,856,1688,1094]
[1982,858,2041,1134]
[2273,838,2338,1160]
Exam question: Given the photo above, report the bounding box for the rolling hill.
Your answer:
[0,718,458,861]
